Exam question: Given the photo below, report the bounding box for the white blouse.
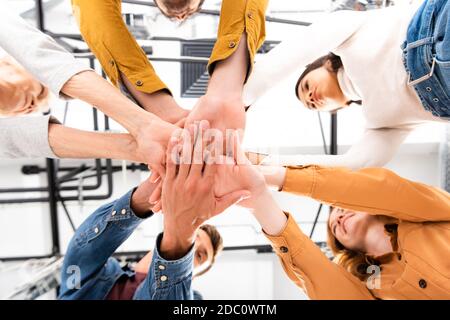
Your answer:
[243,1,444,169]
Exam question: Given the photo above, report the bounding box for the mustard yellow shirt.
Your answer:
[71,0,268,95]
[266,166,450,300]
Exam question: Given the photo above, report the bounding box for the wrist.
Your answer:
[160,230,195,260]
[130,186,153,218]
[144,91,188,124]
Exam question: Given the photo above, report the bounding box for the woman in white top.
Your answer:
[243,0,449,170]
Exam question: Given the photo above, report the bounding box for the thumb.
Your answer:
[215,190,251,214]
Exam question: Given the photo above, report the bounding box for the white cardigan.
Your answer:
[243,2,444,169]
[0,8,89,158]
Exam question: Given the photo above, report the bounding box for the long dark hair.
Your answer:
[295,53,362,107]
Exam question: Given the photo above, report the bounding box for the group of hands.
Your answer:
[130,96,271,259]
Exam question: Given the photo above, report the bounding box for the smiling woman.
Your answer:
[327,207,397,282]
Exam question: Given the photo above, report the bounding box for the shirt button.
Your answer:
[433,98,439,102]
[112,210,116,216]
[280,246,288,253]
[397,253,402,260]
[121,209,127,215]
[110,60,115,66]
[418,279,427,289]
[247,12,253,19]
[228,41,236,48]
[160,275,168,282]
[425,87,432,92]
[136,80,143,86]
[158,265,166,270]
[94,227,99,234]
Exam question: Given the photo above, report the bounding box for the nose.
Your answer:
[336,210,345,227]
[175,13,187,21]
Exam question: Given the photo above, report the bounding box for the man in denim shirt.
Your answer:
[59,121,249,300]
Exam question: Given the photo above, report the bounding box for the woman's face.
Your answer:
[0,58,48,115]
[297,61,348,112]
[328,207,375,252]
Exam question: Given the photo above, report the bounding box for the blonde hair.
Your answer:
[326,207,380,281]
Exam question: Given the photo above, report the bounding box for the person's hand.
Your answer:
[213,131,267,208]
[130,175,160,217]
[159,121,250,259]
[185,95,246,137]
[134,118,179,178]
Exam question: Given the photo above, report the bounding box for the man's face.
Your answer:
[154,0,203,21]
[193,228,214,275]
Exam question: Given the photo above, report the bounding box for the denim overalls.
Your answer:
[402,0,450,119]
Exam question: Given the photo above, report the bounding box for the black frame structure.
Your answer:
[0,0,338,262]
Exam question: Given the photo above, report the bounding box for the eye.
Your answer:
[305,81,309,90]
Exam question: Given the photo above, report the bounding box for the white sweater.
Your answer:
[243,2,444,169]
[0,8,89,158]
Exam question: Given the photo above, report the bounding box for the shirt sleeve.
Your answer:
[207,0,269,80]
[242,10,365,106]
[134,233,195,300]
[264,212,374,300]
[0,8,90,98]
[261,127,412,170]
[282,165,450,222]
[71,0,170,95]
[0,115,59,159]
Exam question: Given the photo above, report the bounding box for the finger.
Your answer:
[148,182,162,205]
[178,125,195,180]
[149,171,161,184]
[166,136,180,180]
[215,190,251,214]
[152,200,162,213]
[234,129,249,165]
[175,117,187,128]
[149,164,165,181]
[203,145,217,178]
[191,120,210,177]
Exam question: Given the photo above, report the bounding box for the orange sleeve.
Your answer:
[282,165,450,222]
[264,212,374,300]
[208,0,268,80]
[71,0,170,95]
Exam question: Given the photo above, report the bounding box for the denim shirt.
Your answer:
[59,189,195,300]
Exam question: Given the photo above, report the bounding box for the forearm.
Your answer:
[259,166,287,190]
[60,70,158,135]
[48,122,140,162]
[120,73,188,124]
[282,165,450,222]
[207,33,249,99]
[251,189,287,236]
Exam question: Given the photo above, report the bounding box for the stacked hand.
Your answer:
[159,120,251,258]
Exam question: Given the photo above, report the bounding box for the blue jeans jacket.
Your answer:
[58,189,195,300]
[402,0,450,119]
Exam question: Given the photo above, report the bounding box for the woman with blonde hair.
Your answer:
[212,132,450,299]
